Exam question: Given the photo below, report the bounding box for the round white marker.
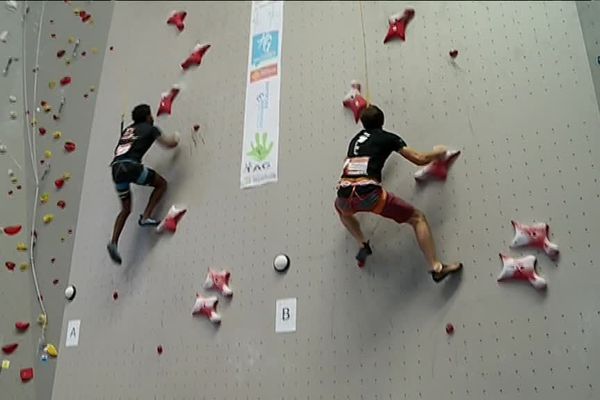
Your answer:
[273,254,290,272]
[65,285,76,301]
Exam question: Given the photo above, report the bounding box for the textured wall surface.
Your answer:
[53,1,600,399]
[0,1,113,399]
[0,2,37,399]
[577,1,600,112]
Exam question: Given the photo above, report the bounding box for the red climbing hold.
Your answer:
[157,345,163,355]
[20,368,34,382]
[109,46,114,51]
[52,279,59,285]
[56,49,65,58]
[383,9,415,43]
[414,149,461,182]
[112,291,118,300]
[156,205,187,233]
[39,127,47,136]
[51,258,56,263]
[60,76,72,86]
[2,343,19,355]
[445,323,455,335]
[79,10,92,23]
[167,10,187,32]
[193,124,200,132]
[449,50,459,59]
[55,178,65,189]
[5,261,15,271]
[342,81,367,123]
[3,225,22,236]
[181,44,211,70]
[64,141,76,153]
[57,200,66,209]
[157,86,180,117]
[15,321,30,332]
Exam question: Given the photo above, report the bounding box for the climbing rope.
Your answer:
[358,0,371,103]
[22,0,49,344]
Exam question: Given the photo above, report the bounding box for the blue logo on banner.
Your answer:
[252,31,279,67]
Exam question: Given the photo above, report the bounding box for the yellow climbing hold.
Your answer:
[53,131,62,140]
[16,242,27,252]
[89,86,96,92]
[44,344,58,358]
[10,176,18,184]
[37,313,47,326]
[68,36,76,44]
[43,214,54,224]
[63,172,71,180]
[91,47,99,54]
[40,193,49,203]
[48,80,56,89]
[19,263,29,271]
[42,103,52,113]
[72,8,80,15]
[44,150,53,159]
[1,360,10,369]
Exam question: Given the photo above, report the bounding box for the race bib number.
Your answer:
[343,157,369,176]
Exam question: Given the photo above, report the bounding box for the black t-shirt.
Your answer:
[340,128,407,182]
[112,122,162,163]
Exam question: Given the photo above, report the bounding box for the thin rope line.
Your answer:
[22,0,49,342]
[358,0,371,103]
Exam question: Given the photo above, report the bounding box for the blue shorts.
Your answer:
[111,160,156,199]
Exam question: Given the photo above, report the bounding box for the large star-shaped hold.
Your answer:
[157,85,180,116]
[181,43,211,70]
[383,9,415,44]
[342,80,367,123]
[414,149,461,182]
[203,268,233,296]
[156,205,187,233]
[167,10,187,32]
[497,254,546,290]
[510,221,559,259]
[192,294,221,323]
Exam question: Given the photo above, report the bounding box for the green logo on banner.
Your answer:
[247,132,273,162]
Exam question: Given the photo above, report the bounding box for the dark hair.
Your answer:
[132,104,152,123]
[360,105,384,130]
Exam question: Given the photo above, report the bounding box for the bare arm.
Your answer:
[398,145,446,166]
[157,132,180,149]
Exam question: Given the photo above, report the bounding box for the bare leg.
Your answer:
[339,213,366,246]
[111,197,131,245]
[407,209,462,279]
[142,173,167,220]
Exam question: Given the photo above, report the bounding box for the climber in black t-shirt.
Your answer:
[335,105,462,281]
[106,104,179,264]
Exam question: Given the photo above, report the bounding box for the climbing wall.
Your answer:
[52,1,600,399]
[0,1,113,399]
[577,0,600,112]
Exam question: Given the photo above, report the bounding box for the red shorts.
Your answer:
[334,185,415,224]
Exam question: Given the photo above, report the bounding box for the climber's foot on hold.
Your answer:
[356,241,373,268]
[430,262,463,283]
[138,215,160,227]
[107,242,122,265]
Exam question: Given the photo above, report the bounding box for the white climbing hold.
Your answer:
[9,111,17,119]
[9,95,16,103]
[0,144,6,153]
[0,30,8,43]
[65,285,76,301]
[5,1,18,12]
[273,254,290,272]
[8,169,14,177]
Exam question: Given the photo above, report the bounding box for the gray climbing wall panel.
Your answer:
[53,1,600,399]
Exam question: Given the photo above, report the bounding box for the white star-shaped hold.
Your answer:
[414,149,461,182]
[510,220,559,259]
[497,254,546,290]
[192,294,221,323]
[203,268,233,296]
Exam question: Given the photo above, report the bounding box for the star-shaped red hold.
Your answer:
[181,43,211,70]
[167,10,187,32]
[510,221,559,259]
[157,86,180,117]
[156,205,186,233]
[342,80,367,123]
[192,294,221,323]
[497,254,546,290]
[383,9,415,44]
[203,268,233,296]
[414,149,461,182]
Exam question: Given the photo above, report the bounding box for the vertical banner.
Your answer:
[240,1,284,189]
